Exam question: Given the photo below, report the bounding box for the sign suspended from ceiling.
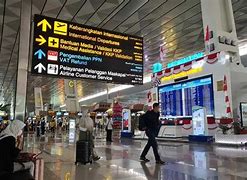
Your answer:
[31,15,143,85]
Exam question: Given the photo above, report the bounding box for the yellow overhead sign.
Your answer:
[54,21,68,35]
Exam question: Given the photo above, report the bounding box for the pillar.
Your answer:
[201,0,239,57]
[64,79,80,112]
[201,0,242,118]
[34,87,44,115]
[14,0,31,121]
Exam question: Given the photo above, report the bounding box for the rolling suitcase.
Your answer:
[75,140,92,165]
[79,130,92,141]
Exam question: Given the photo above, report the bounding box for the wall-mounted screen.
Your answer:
[158,75,214,117]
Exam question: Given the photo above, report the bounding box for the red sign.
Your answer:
[47,50,58,61]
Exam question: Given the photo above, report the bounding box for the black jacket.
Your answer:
[145,110,160,134]
[0,136,20,173]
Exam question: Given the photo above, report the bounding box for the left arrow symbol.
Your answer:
[35,35,46,45]
[34,49,46,59]
[37,19,52,32]
[34,63,46,73]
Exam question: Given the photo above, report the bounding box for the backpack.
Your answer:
[138,114,147,131]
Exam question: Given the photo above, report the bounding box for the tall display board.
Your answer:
[122,109,131,132]
[31,15,143,85]
[158,75,215,117]
[192,106,208,136]
[240,102,247,127]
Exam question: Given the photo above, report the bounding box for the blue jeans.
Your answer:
[140,130,160,161]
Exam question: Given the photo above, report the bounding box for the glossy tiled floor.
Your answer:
[24,131,247,180]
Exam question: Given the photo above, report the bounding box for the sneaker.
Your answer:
[140,157,150,162]
[156,160,166,165]
[93,156,100,161]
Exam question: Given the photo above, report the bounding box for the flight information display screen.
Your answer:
[31,15,143,85]
[158,75,214,117]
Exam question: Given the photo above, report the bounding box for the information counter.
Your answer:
[157,124,183,138]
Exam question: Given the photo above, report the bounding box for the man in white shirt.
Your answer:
[106,116,113,142]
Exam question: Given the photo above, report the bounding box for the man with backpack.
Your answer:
[139,103,165,165]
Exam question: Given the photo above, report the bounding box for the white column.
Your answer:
[201,0,241,118]
[14,0,31,120]
[201,0,239,57]
[34,87,43,115]
[64,79,79,112]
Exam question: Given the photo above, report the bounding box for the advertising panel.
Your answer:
[192,106,208,136]
[122,109,131,132]
[69,119,76,143]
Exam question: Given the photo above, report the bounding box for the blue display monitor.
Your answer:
[158,75,215,117]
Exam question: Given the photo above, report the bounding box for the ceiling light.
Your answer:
[79,90,107,102]
[78,75,152,103]
[108,85,133,94]
[60,104,66,108]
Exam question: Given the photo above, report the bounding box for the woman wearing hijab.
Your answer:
[79,112,100,161]
[0,120,34,177]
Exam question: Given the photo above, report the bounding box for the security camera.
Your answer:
[236,61,240,65]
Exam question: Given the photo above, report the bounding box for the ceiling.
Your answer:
[0,0,247,112]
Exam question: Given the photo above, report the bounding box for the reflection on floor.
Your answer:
[23,132,247,180]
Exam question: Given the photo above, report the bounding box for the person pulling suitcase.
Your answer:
[78,112,100,163]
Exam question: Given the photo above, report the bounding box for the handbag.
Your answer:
[105,119,110,131]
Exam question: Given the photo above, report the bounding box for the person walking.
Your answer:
[105,115,113,142]
[140,103,165,165]
[41,118,46,136]
[50,118,56,134]
[36,120,41,137]
[79,112,100,161]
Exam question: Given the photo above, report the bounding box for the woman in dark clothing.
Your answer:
[41,118,46,135]
[0,120,34,177]
[36,120,41,137]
